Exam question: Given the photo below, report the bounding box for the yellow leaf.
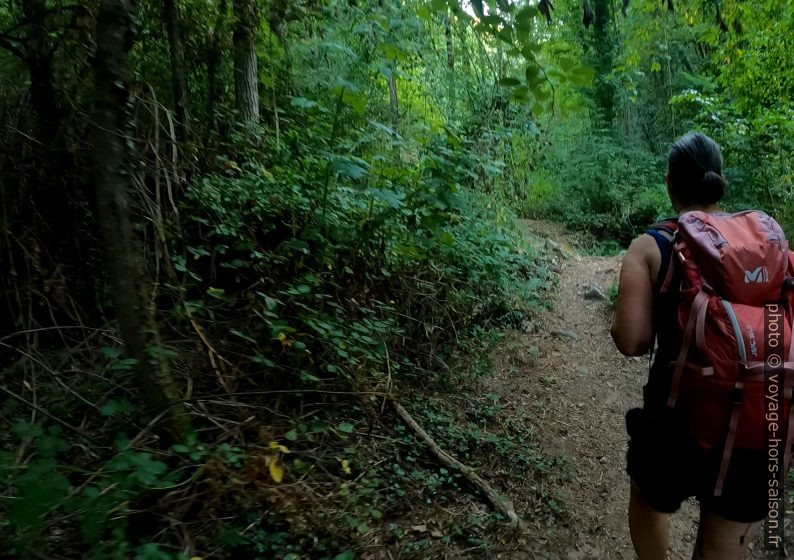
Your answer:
[268,441,290,453]
[277,332,293,347]
[269,458,284,483]
[191,557,204,560]
[341,459,352,475]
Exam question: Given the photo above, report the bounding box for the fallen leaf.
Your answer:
[268,441,290,453]
[269,458,284,483]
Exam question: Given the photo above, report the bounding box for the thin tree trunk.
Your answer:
[207,0,228,128]
[443,12,454,70]
[592,0,615,124]
[232,0,260,124]
[388,71,399,129]
[387,69,399,159]
[94,0,185,434]
[163,0,189,140]
[443,10,455,116]
[22,0,61,143]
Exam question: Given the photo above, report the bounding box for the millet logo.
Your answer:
[744,266,769,284]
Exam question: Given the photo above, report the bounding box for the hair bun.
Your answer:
[701,170,726,201]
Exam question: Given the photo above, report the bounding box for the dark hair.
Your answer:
[667,132,726,206]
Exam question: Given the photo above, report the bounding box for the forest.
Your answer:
[0,0,792,558]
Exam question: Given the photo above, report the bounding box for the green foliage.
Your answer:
[178,118,549,390]
[524,125,671,243]
[4,0,793,557]
[608,281,619,309]
[2,424,188,560]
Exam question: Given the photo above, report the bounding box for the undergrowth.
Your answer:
[0,128,558,559]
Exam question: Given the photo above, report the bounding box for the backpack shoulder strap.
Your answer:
[645,218,680,366]
[646,218,679,292]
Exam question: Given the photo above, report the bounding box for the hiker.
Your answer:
[610,132,794,559]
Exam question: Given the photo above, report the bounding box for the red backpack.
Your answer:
[656,210,794,496]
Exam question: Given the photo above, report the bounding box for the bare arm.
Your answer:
[610,234,661,357]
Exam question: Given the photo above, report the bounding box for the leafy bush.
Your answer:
[524,125,671,244]
[177,131,550,392]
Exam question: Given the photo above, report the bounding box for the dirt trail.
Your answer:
[486,220,771,559]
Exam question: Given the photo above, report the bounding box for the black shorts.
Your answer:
[625,407,767,523]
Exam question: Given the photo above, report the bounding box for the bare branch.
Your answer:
[0,33,27,60]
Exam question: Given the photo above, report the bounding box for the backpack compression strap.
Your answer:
[667,287,710,407]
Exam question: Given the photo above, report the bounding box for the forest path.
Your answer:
[485,220,767,559]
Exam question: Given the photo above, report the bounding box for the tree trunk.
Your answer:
[163,0,189,140]
[388,71,399,130]
[387,69,399,159]
[443,10,455,116]
[22,0,61,143]
[592,0,615,124]
[232,0,260,124]
[207,0,228,128]
[443,12,454,70]
[93,0,185,433]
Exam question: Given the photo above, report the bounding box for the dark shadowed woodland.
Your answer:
[0,0,793,558]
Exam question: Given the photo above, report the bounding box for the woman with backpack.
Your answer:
[611,132,794,559]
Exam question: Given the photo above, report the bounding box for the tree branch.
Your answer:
[2,5,89,36]
[393,400,529,533]
[0,34,27,60]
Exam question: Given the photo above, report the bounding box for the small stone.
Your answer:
[521,319,537,333]
[552,329,579,340]
[583,286,606,301]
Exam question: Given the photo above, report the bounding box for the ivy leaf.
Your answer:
[100,399,135,417]
[100,346,121,359]
[338,422,355,433]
